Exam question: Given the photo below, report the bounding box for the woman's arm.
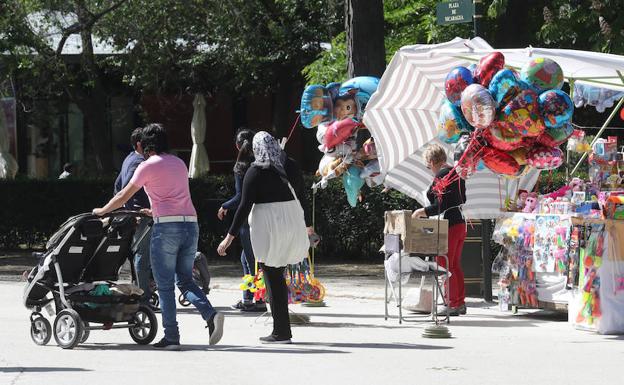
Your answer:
[218,169,258,256]
[93,183,142,216]
[221,173,243,211]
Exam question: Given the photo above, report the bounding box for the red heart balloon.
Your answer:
[482,147,521,175]
[323,118,359,150]
[475,52,505,87]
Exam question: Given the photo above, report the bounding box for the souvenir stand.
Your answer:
[362,37,624,334]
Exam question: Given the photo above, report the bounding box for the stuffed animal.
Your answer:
[523,192,538,213]
[516,189,528,211]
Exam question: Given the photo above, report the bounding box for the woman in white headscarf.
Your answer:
[217,131,308,344]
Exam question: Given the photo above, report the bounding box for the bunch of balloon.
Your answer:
[299,76,382,207]
[439,53,574,180]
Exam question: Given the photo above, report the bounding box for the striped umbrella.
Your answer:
[364,37,538,219]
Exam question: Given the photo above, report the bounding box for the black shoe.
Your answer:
[259,335,292,344]
[153,337,181,350]
[231,300,252,310]
[206,312,224,345]
[458,304,467,315]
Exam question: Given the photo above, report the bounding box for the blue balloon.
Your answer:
[438,100,471,144]
[300,85,333,128]
[488,69,522,106]
[445,66,474,106]
[342,166,364,208]
[539,89,574,128]
[339,76,380,107]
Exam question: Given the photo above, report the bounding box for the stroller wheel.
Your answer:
[129,305,158,345]
[80,321,90,343]
[30,316,51,346]
[178,293,191,307]
[53,309,83,349]
[149,293,159,308]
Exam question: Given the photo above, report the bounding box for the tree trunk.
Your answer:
[345,0,385,78]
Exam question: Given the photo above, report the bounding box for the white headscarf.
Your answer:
[252,131,288,182]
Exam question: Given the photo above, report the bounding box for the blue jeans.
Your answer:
[150,221,216,342]
[133,217,153,303]
[239,224,256,303]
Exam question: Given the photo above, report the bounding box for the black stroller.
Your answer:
[23,211,158,349]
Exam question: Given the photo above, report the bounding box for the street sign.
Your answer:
[436,0,474,25]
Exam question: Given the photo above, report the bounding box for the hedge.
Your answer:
[0,175,416,260]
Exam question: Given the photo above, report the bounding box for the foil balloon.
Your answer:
[300,85,333,128]
[504,164,531,180]
[342,165,364,207]
[445,66,474,106]
[482,147,521,175]
[339,76,380,118]
[527,146,564,170]
[484,124,523,151]
[438,100,470,143]
[475,52,505,87]
[489,69,522,106]
[520,57,564,92]
[497,89,545,138]
[360,160,383,187]
[454,135,484,179]
[323,117,359,150]
[536,122,574,147]
[453,134,471,162]
[460,84,497,129]
[539,89,574,128]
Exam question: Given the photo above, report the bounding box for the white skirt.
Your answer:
[248,199,308,268]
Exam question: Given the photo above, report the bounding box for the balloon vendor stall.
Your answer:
[300,76,382,207]
[363,37,624,334]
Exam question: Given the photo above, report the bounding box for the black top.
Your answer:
[424,166,466,226]
[221,173,244,211]
[228,159,312,236]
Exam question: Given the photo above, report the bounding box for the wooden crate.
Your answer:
[384,210,448,254]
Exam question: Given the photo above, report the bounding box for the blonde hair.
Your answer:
[423,144,447,167]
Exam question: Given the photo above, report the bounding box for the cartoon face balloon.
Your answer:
[445,66,474,106]
[497,90,545,138]
[460,84,497,129]
[520,57,564,92]
[334,96,358,121]
[300,85,333,128]
[539,90,574,128]
[489,69,522,106]
[438,100,470,143]
[475,52,505,87]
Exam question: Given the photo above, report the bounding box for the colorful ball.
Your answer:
[460,84,497,129]
[520,57,564,92]
[445,66,474,106]
[539,89,574,128]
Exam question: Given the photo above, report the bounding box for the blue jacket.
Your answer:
[114,151,151,210]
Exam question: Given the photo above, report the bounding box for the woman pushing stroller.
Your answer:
[93,123,224,350]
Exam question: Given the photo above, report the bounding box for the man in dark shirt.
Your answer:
[114,127,154,305]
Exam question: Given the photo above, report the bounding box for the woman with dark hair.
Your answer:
[218,128,266,312]
[217,131,309,344]
[93,123,225,349]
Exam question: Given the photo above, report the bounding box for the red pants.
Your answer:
[437,223,467,308]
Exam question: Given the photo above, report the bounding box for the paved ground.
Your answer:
[1,256,622,385]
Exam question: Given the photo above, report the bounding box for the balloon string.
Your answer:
[284,114,301,148]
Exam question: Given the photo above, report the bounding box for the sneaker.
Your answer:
[206,312,225,345]
[231,300,253,310]
[259,335,292,344]
[153,337,181,351]
[458,304,467,315]
[437,305,460,316]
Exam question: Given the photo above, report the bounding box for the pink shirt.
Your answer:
[129,154,197,218]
